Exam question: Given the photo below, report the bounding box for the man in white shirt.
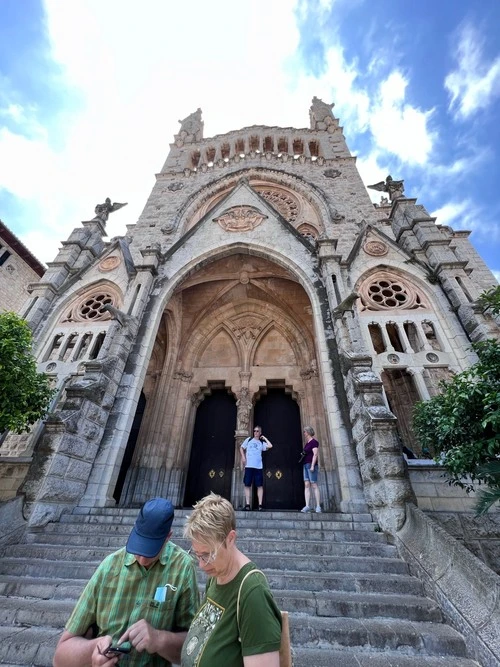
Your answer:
[240,426,273,511]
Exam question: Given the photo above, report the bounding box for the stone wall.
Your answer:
[408,461,500,575]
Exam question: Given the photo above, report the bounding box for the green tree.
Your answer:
[477,284,500,316]
[0,312,55,433]
[413,338,500,494]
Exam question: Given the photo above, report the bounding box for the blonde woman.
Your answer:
[181,493,281,667]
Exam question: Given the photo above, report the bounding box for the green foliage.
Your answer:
[0,312,55,434]
[477,285,500,316]
[474,461,500,515]
[413,339,500,494]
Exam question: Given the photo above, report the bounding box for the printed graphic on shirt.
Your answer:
[183,597,224,667]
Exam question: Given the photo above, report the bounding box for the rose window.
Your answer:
[78,293,114,320]
[360,274,425,311]
[257,189,299,223]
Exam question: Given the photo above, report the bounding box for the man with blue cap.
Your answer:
[53,498,199,667]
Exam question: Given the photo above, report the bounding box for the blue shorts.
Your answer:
[303,464,318,483]
[244,468,264,488]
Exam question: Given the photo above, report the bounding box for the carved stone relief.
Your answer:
[214,206,267,232]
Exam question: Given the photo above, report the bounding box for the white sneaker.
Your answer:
[315,506,322,513]
[300,506,311,513]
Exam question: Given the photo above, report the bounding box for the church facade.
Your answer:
[1,99,498,533]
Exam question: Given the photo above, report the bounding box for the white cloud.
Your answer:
[492,271,500,284]
[369,71,435,165]
[445,23,500,119]
[431,200,472,227]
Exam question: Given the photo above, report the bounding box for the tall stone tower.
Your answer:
[1,99,498,532]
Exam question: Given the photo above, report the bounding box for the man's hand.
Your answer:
[118,619,158,655]
[93,636,119,666]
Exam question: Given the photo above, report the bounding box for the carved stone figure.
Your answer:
[93,198,127,223]
[368,175,405,202]
[236,388,252,431]
[309,96,335,129]
[177,108,204,141]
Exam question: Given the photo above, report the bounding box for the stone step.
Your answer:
[70,507,374,523]
[56,512,377,531]
[0,625,60,667]
[30,522,381,541]
[0,567,424,600]
[0,552,409,580]
[292,648,480,667]
[4,539,398,561]
[288,614,468,657]
[0,588,442,628]
[274,590,442,622]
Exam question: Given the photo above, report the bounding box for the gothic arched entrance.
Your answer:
[253,388,303,510]
[184,389,237,507]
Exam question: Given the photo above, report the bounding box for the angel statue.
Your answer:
[367,175,405,202]
[93,198,128,223]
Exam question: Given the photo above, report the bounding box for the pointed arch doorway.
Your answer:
[184,389,237,507]
[253,388,303,510]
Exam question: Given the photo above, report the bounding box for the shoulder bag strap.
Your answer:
[236,568,266,641]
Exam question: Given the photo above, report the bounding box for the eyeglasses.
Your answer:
[188,540,224,565]
[253,429,261,432]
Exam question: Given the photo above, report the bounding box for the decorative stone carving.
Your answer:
[92,198,127,224]
[61,287,122,323]
[257,188,300,223]
[230,316,263,343]
[177,108,203,142]
[388,354,400,364]
[236,388,252,432]
[367,175,405,202]
[426,352,439,363]
[175,369,193,382]
[214,206,267,232]
[168,182,184,192]
[363,240,388,257]
[324,169,341,179]
[309,96,335,129]
[98,255,121,272]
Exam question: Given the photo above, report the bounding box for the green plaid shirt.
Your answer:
[65,541,199,667]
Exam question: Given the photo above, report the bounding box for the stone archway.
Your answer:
[120,252,334,507]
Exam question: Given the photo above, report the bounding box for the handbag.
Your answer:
[237,569,293,667]
[298,450,306,464]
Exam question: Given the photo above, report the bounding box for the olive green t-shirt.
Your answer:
[181,563,282,667]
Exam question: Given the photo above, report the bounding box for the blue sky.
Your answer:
[0,0,499,282]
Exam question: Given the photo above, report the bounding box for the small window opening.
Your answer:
[191,151,200,169]
[45,333,64,362]
[235,139,245,154]
[60,333,78,362]
[263,137,273,152]
[249,136,259,151]
[331,274,341,305]
[221,143,230,159]
[369,323,386,354]
[74,333,93,361]
[386,323,404,352]
[292,139,304,156]
[455,276,473,302]
[403,322,420,352]
[278,138,288,153]
[421,321,441,351]
[0,250,12,266]
[309,140,320,157]
[89,332,106,360]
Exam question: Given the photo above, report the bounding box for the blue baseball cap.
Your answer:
[126,498,175,558]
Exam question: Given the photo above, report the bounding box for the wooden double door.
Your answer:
[184,388,303,510]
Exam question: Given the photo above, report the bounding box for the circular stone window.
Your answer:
[360,273,425,311]
[77,293,114,320]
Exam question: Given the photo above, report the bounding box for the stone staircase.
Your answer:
[0,507,482,667]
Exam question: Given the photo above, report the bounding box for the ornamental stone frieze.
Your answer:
[214,206,267,232]
[229,315,264,343]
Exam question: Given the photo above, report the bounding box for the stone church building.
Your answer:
[1,98,499,537]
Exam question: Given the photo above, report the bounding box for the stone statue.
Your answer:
[309,96,335,128]
[177,108,204,141]
[93,198,127,223]
[368,175,405,202]
[236,388,252,432]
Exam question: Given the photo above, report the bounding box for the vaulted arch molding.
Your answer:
[174,167,336,234]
